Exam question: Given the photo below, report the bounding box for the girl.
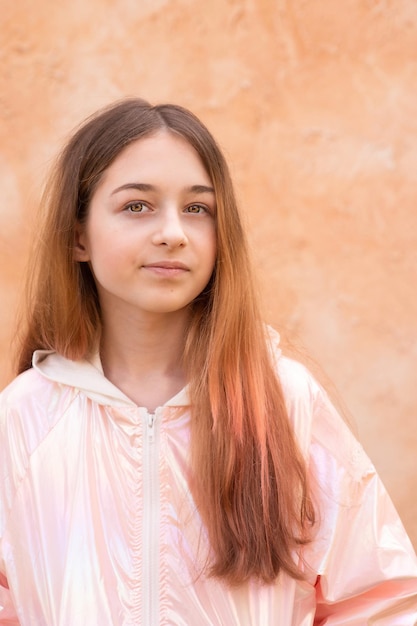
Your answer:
[0,98,416,625]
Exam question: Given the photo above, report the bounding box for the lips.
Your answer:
[142,260,190,277]
[143,261,190,270]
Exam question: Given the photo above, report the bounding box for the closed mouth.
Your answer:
[143,261,189,271]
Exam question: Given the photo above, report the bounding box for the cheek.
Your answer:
[199,235,217,278]
[85,220,122,257]
[201,223,217,257]
[209,231,218,267]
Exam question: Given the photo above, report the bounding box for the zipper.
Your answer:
[142,409,160,625]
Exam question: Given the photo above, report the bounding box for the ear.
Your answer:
[73,222,90,262]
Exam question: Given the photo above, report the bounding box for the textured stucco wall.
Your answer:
[1,0,416,547]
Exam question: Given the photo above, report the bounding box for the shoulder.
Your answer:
[265,326,321,406]
[0,366,76,422]
[1,366,54,403]
[0,368,79,486]
[274,356,321,455]
[277,356,320,402]
[275,353,369,481]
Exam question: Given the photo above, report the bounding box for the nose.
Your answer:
[151,206,187,249]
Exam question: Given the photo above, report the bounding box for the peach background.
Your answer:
[1,1,416,548]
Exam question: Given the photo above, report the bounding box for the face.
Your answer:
[75,130,217,323]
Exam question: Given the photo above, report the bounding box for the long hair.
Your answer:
[17,98,315,584]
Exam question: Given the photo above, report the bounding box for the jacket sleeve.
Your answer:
[308,384,417,624]
[0,401,20,625]
[0,577,20,625]
[0,503,21,623]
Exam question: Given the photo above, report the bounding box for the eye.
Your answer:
[185,204,206,214]
[125,201,148,213]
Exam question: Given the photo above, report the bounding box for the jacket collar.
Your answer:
[32,326,280,409]
[32,350,190,409]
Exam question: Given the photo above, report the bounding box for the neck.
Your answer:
[99,308,189,409]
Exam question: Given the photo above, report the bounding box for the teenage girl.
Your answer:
[0,98,416,625]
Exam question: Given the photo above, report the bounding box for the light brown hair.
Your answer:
[17,98,315,585]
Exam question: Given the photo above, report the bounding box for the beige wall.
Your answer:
[1,1,416,547]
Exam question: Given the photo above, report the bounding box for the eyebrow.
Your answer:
[111,183,215,196]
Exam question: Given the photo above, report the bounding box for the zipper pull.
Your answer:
[147,412,155,442]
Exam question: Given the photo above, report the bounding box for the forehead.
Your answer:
[100,130,212,186]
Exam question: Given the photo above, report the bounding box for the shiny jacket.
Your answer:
[1,338,417,625]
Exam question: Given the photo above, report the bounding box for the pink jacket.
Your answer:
[1,339,416,625]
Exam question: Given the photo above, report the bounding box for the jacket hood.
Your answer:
[32,350,190,409]
[32,326,281,409]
